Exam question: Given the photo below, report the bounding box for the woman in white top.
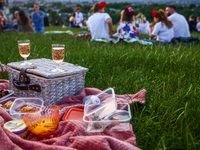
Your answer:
[87,2,113,39]
[149,9,174,43]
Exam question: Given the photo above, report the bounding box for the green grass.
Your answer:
[0,27,200,149]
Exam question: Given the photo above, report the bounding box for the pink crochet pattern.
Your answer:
[0,80,146,150]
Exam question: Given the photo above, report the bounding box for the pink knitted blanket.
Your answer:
[0,80,146,150]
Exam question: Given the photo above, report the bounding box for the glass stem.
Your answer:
[57,63,60,70]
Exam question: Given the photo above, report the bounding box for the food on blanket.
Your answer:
[0,104,3,107]
[4,120,29,139]
[3,101,13,109]
[75,33,90,39]
[94,123,102,129]
[0,89,9,98]
[23,105,59,137]
[20,106,35,112]
[31,120,58,136]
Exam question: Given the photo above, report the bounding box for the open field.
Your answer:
[0,27,200,149]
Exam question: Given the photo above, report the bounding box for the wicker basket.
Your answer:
[7,58,88,105]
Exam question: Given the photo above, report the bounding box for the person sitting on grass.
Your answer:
[165,4,190,38]
[196,17,200,32]
[148,9,174,43]
[17,10,34,33]
[188,14,196,32]
[117,7,139,41]
[55,19,61,26]
[87,1,113,39]
[75,7,83,28]
[136,13,149,34]
[0,14,3,31]
[69,12,76,28]
[11,11,19,29]
[0,10,8,31]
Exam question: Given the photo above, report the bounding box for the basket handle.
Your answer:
[13,79,41,92]
[12,68,41,92]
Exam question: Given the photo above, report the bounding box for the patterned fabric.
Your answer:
[0,85,146,150]
[117,21,139,41]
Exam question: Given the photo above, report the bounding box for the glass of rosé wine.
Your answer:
[51,44,65,72]
[18,40,32,66]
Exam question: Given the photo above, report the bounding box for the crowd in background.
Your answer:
[0,3,45,33]
[86,2,197,43]
[0,2,200,43]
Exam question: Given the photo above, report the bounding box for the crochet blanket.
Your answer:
[0,80,146,150]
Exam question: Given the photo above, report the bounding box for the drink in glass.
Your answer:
[18,40,32,66]
[52,44,65,72]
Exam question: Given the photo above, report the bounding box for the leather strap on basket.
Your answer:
[13,68,41,92]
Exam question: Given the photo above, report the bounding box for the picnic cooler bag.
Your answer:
[6,58,89,105]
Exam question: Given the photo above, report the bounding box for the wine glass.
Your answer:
[18,40,32,66]
[51,44,65,72]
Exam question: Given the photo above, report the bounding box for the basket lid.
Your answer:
[7,58,89,79]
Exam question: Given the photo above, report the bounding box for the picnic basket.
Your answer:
[6,58,88,105]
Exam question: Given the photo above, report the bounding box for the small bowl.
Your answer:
[22,105,59,137]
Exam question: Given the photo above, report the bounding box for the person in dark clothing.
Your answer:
[55,19,61,26]
[0,0,5,10]
[188,14,196,32]
[44,15,50,27]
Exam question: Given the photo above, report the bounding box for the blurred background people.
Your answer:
[136,13,149,34]
[0,0,5,10]
[87,2,113,39]
[69,12,76,27]
[0,10,8,31]
[165,4,190,38]
[75,7,83,28]
[196,17,200,32]
[0,15,3,31]
[44,15,50,27]
[55,19,61,26]
[11,11,19,29]
[32,3,45,33]
[117,7,139,40]
[149,9,174,43]
[17,10,34,33]
[188,14,196,32]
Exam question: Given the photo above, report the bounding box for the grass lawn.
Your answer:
[0,26,200,149]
